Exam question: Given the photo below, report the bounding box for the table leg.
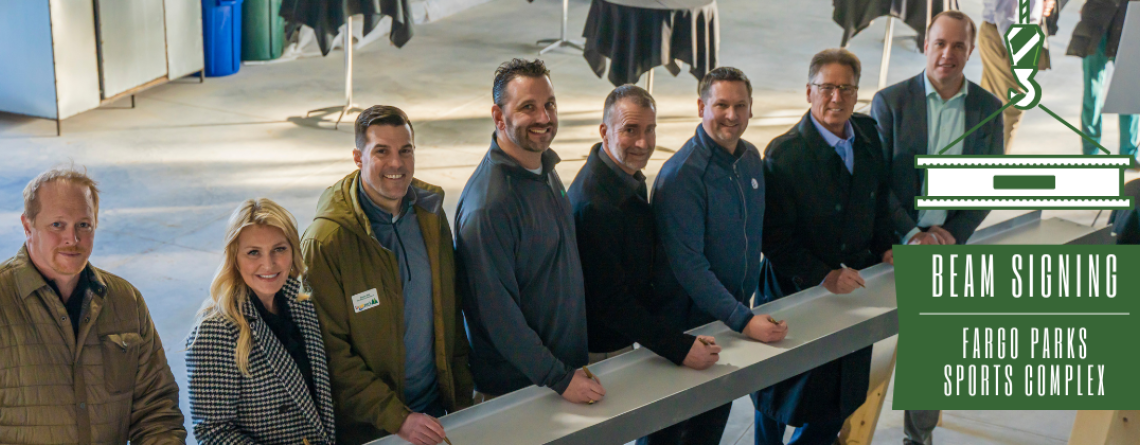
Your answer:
[878,18,895,91]
[537,0,585,54]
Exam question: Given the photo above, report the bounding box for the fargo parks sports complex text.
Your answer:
[928,253,1116,398]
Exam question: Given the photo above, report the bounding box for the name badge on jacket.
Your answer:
[352,288,380,313]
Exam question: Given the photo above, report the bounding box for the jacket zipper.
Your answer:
[391,218,413,283]
[731,161,749,299]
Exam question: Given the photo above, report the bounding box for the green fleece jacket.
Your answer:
[301,170,474,445]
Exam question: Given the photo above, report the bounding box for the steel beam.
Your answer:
[371,211,1106,445]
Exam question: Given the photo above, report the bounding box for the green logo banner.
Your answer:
[893,245,1140,409]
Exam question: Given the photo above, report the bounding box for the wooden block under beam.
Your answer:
[839,336,898,445]
[1068,410,1140,445]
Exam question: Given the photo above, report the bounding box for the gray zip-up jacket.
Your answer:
[454,135,588,396]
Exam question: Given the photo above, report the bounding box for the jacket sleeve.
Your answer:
[440,216,475,409]
[762,148,834,289]
[456,208,575,394]
[578,204,695,365]
[303,238,410,435]
[127,287,188,445]
[871,91,918,242]
[942,107,1002,244]
[653,167,754,333]
[185,321,257,445]
[873,155,898,257]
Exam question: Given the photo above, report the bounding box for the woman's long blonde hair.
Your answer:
[194,198,308,375]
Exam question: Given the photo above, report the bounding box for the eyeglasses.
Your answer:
[811,83,859,96]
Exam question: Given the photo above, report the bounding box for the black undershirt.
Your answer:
[250,292,316,401]
[43,270,89,336]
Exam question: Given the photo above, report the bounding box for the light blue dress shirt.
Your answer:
[904,72,969,244]
[809,113,855,174]
[983,0,1047,35]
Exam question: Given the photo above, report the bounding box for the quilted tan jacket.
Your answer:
[0,246,186,445]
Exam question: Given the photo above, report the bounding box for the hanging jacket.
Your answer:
[1067,0,1134,58]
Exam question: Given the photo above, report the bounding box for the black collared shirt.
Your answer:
[42,269,90,337]
[251,292,316,401]
[597,144,649,199]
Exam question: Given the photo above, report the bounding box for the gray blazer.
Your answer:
[870,73,1004,244]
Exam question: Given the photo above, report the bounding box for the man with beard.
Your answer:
[871,12,1002,445]
[652,67,788,444]
[455,59,603,404]
[757,48,894,445]
[303,105,473,445]
[0,168,186,445]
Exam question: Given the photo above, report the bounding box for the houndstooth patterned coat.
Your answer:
[186,278,336,445]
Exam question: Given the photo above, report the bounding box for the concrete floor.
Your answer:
[0,0,1129,443]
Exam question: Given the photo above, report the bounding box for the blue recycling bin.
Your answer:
[202,0,243,77]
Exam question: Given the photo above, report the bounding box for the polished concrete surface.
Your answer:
[0,0,1127,442]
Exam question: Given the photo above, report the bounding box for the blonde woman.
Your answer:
[186,198,335,445]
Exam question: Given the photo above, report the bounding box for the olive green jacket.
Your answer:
[301,171,474,445]
[0,246,186,445]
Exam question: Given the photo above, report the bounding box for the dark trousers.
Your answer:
[754,410,844,445]
[903,410,939,445]
[636,402,733,445]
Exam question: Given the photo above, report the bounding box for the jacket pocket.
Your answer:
[101,332,143,394]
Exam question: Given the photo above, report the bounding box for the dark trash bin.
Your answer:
[242,0,285,61]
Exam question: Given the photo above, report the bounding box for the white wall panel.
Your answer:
[49,0,101,119]
[0,1,57,119]
[164,0,204,80]
[97,0,168,98]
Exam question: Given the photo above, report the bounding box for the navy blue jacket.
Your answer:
[454,136,588,396]
[652,124,764,333]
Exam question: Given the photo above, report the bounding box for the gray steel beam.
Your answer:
[371,212,1106,445]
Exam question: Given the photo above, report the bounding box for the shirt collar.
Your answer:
[13,245,106,300]
[249,288,290,322]
[241,276,302,320]
[490,132,562,178]
[808,112,855,148]
[596,143,646,191]
[696,124,746,165]
[923,70,969,102]
[357,179,417,224]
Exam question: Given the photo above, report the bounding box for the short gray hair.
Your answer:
[603,85,656,125]
[808,48,862,84]
[23,167,101,224]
